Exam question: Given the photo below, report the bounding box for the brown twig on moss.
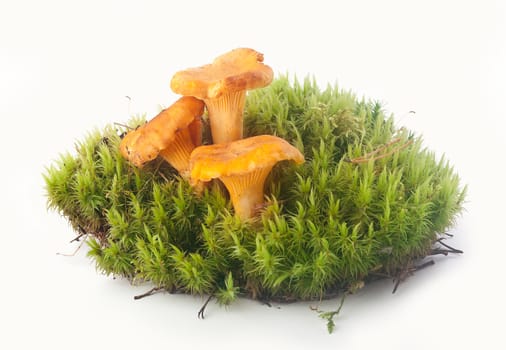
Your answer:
[57,233,89,257]
[114,122,135,131]
[348,138,413,164]
[359,137,402,158]
[197,295,214,319]
[436,238,464,254]
[69,231,87,243]
[133,286,165,300]
[430,248,463,256]
[392,260,435,294]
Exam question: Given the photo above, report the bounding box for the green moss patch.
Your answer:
[44,75,465,307]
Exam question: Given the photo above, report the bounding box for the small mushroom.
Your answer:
[170,48,273,144]
[120,96,205,178]
[189,135,304,220]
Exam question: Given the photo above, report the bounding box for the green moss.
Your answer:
[44,75,466,304]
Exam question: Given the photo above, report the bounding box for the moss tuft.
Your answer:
[44,75,466,303]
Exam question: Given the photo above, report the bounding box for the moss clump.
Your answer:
[44,76,465,304]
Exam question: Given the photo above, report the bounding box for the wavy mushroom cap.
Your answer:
[190,135,304,219]
[120,96,204,167]
[190,135,305,182]
[170,48,274,100]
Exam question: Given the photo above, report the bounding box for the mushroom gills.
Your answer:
[205,90,246,144]
[220,166,272,220]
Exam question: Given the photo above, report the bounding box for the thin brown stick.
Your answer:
[369,271,392,279]
[392,260,435,294]
[158,171,170,183]
[436,239,464,254]
[356,137,402,160]
[57,233,89,257]
[114,122,135,131]
[415,259,436,271]
[430,248,463,256]
[69,232,87,243]
[133,287,165,300]
[197,295,214,319]
[350,139,413,164]
[392,271,407,294]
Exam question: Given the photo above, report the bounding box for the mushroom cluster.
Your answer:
[120,48,304,219]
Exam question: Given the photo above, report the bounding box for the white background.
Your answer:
[1,0,505,349]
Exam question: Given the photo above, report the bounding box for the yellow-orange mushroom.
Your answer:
[189,135,304,220]
[170,48,273,144]
[120,96,204,178]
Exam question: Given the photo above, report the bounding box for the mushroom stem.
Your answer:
[159,128,195,178]
[204,91,246,144]
[220,167,272,220]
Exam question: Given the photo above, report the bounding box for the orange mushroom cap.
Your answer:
[170,48,273,100]
[190,135,304,219]
[170,48,274,144]
[120,96,204,175]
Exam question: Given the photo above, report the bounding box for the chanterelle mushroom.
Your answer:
[170,48,273,144]
[189,135,304,219]
[120,96,204,178]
